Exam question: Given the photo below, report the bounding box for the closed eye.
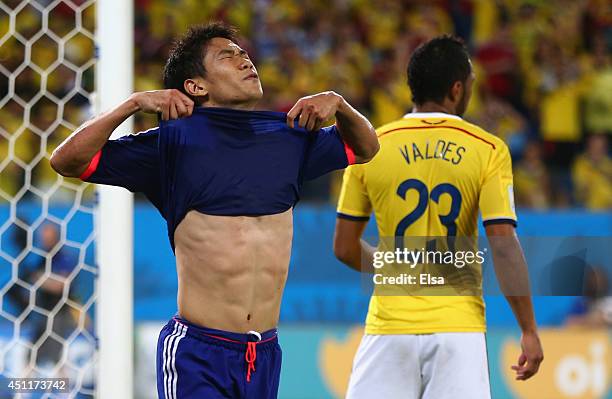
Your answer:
[217,49,236,59]
[217,48,249,60]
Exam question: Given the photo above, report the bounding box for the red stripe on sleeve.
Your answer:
[79,150,102,180]
[344,141,356,165]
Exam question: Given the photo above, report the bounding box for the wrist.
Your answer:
[126,93,142,113]
[522,328,538,335]
[333,92,348,115]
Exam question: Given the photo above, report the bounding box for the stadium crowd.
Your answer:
[0,0,610,209]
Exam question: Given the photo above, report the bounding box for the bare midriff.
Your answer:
[173,208,293,334]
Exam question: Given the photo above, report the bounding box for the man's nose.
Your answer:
[239,59,252,70]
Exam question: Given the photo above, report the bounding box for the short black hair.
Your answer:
[163,22,238,94]
[407,35,471,105]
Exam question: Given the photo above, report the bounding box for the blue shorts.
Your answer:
[156,317,282,399]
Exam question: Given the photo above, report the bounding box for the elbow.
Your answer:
[333,247,348,264]
[49,150,65,175]
[49,148,80,178]
[365,139,380,162]
[354,133,379,164]
[334,251,353,267]
[333,240,353,266]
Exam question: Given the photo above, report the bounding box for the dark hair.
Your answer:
[407,35,471,105]
[163,22,238,94]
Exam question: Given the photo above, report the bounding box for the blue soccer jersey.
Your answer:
[80,107,355,249]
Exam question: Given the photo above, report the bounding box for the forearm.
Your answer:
[335,97,379,163]
[50,96,140,177]
[505,295,538,333]
[359,239,376,273]
[335,238,376,273]
[490,236,537,333]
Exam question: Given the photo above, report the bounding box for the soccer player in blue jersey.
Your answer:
[50,23,378,399]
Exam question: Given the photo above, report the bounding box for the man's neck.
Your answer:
[201,100,258,111]
[413,101,456,115]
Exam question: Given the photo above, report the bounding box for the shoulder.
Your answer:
[450,118,507,152]
[375,119,413,139]
[572,154,589,169]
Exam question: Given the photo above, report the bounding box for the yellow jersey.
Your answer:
[337,112,517,334]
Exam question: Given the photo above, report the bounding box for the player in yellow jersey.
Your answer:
[334,36,543,399]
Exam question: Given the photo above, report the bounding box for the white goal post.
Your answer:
[95,0,134,398]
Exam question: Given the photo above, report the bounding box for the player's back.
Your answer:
[361,112,509,239]
[338,112,516,334]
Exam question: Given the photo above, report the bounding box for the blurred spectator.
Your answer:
[4,220,31,315]
[572,134,612,210]
[369,48,412,127]
[475,22,522,109]
[449,0,474,43]
[566,266,612,328]
[514,141,552,209]
[21,223,80,369]
[535,35,583,144]
[583,33,612,134]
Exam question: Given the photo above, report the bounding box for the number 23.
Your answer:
[394,179,462,248]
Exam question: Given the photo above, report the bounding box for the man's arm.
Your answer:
[286,91,379,163]
[486,223,544,381]
[50,89,193,177]
[333,218,376,273]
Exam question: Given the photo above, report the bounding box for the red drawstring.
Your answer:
[245,341,257,382]
[199,331,275,382]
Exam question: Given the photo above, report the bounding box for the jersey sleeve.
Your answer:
[302,125,356,180]
[80,127,160,197]
[479,143,517,226]
[336,164,371,221]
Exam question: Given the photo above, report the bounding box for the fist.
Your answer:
[131,89,194,121]
[286,91,344,131]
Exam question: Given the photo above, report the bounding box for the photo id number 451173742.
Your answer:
[1,378,69,393]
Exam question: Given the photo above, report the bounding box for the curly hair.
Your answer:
[162,22,238,95]
[407,35,471,105]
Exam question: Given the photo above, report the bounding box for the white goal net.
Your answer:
[0,0,98,397]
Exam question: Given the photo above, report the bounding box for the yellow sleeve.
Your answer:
[336,164,372,220]
[479,143,517,226]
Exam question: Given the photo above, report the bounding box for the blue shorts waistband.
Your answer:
[171,316,278,346]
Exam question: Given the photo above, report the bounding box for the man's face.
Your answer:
[199,38,263,108]
[587,135,607,162]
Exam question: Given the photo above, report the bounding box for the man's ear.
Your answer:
[184,78,208,98]
[448,80,463,104]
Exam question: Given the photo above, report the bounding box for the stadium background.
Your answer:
[0,0,611,398]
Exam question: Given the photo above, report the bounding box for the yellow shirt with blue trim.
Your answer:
[337,112,517,334]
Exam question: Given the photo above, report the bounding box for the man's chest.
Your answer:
[160,130,311,213]
[173,132,306,183]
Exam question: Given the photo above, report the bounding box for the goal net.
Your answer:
[0,0,99,396]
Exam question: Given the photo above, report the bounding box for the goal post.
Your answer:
[95,0,134,398]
